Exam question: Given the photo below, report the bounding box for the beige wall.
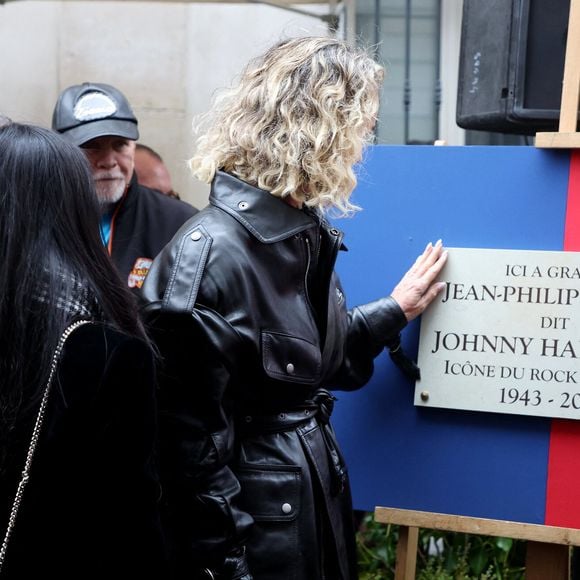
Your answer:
[0,1,330,208]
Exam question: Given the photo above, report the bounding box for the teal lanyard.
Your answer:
[99,210,114,246]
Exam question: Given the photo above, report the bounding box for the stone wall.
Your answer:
[0,1,329,207]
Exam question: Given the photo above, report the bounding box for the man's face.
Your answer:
[81,136,136,208]
[134,148,172,195]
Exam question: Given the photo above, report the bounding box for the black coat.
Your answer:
[109,173,197,288]
[0,323,166,579]
[141,171,407,580]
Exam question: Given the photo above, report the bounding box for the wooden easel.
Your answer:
[374,2,580,578]
[535,0,580,148]
[375,507,575,580]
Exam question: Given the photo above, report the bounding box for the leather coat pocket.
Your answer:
[235,464,302,579]
[235,464,301,521]
[261,331,321,384]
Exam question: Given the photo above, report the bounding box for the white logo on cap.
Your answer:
[73,92,117,122]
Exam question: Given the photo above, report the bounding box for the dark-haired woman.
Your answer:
[0,122,166,578]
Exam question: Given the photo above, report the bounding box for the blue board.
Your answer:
[333,145,571,524]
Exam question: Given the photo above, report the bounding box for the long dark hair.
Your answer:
[0,122,147,454]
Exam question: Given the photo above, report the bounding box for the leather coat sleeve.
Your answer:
[145,306,254,579]
[330,295,408,390]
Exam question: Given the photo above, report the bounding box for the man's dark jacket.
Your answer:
[109,173,197,287]
[141,171,408,580]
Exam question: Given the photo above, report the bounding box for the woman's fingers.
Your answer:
[390,242,448,322]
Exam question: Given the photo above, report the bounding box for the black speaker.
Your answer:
[457,0,577,135]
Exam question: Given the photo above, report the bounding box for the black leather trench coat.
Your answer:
[141,171,408,580]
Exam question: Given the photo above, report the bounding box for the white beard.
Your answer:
[94,175,126,208]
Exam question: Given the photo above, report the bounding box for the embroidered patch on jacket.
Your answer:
[128,257,153,288]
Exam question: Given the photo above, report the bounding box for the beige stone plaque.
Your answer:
[415,247,580,419]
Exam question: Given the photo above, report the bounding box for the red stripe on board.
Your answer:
[564,150,580,251]
[545,150,580,527]
[546,423,580,526]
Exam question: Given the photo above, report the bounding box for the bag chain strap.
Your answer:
[0,319,91,573]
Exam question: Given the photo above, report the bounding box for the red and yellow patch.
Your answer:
[128,257,153,289]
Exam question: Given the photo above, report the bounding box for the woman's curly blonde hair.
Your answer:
[189,36,384,215]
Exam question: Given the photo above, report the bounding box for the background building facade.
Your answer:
[0,0,465,207]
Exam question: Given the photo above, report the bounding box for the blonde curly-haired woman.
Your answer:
[142,36,446,580]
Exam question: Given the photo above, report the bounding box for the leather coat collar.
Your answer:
[209,171,316,244]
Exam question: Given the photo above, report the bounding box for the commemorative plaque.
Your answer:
[416,247,580,420]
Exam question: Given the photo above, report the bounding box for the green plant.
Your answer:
[356,513,526,579]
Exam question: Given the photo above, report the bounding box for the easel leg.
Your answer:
[525,541,570,580]
[395,525,419,580]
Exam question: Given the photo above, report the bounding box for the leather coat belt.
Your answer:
[237,389,347,496]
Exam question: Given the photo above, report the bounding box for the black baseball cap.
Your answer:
[52,82,139,146]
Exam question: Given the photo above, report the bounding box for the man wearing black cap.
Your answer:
[52,82,197,289]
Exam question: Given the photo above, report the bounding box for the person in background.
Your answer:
[52,82,197,289]
[141,37,447,580]
[135,143,183,200]
[0,121,166,578]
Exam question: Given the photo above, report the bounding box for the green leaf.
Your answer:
[469,548,489,576]
[495,537,513,553]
